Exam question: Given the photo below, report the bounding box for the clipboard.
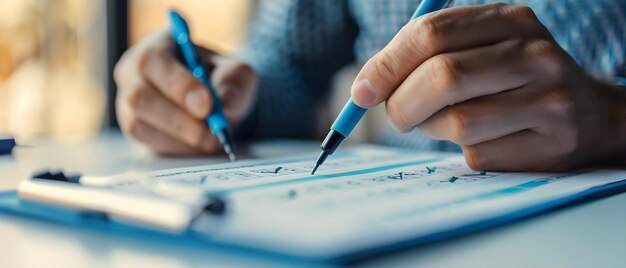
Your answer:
[2,147,626,264]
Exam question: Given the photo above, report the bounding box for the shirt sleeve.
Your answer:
[500,0,626,86]
[235,0,358,141]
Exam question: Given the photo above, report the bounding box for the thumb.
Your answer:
[350,49,424,109]
[350,20,434,109]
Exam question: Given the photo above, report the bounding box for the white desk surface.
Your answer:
[1,131,625,268]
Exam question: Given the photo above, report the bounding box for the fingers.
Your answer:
[417,87,544,145]
[463,130,571,171]
[114,30,218,156]
[386,39,539,132]
[210,59,258,121]
[119,82,217,151]
[114,31,213,120]
[141,44,213,119]
[121,118,211,156]
[351,3,550,108]
[114,29,257,156]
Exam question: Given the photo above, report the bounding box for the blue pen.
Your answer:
[311,0,454,174]
[169,11,236,161]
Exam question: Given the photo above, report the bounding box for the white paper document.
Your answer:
[20,146,626,260]
[118,146,625,259]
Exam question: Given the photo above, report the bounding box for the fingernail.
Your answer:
[351,79,377,107]
[185,89,210,118]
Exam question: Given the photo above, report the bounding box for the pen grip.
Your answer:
[330,99,367,137]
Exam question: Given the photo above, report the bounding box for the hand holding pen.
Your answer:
[319,0,625,172]
[312,0,453,174]
[113,14,257,157]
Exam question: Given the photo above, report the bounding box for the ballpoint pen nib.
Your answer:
[215,130,237,161]
[310,164,320,175]
[223,144,237,161]
[226,151,237,161]
[310,151,329,175]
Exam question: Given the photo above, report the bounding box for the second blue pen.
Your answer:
[169,10,237,161]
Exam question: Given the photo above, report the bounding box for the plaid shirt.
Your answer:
[238,0,626,151]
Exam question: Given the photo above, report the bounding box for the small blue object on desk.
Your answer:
[0,137,16,155]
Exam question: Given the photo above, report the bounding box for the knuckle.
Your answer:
[430,55,463,96]
[403,18,436,57]
[124,116,143,137]
[540,87,574,118]
[506,38,527,53]
[526,40,559,58]
[385,102,413,133]
[490,2,509,9]
[414,14,441,45]
[524,40,565,77]
[537,88,579,155]
[447,107,472,145]
[500,4,537,21]
[463,145,484,171]
[135,49,155,74]
[126,84,151,111]
[373,52,402,86]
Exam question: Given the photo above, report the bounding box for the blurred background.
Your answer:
[0,0,253,144]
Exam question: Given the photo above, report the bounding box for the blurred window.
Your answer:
[0,0,251,143]
[0,0,108,143]
[130,0,251,54]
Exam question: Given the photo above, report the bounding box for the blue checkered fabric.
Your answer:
[237,0,626,152]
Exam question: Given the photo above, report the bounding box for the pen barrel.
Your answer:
[208,113,229,135]
[330,98,367,138]
[411,0,454,20]
[170,10,229,132]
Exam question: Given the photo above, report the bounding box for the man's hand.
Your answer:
[114,30,257,156]
[351,3,626,171]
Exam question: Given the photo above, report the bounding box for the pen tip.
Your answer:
[311,150,330,175]
[222,144,237,161]
[215,130,237,161]
[310,164,319,175]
